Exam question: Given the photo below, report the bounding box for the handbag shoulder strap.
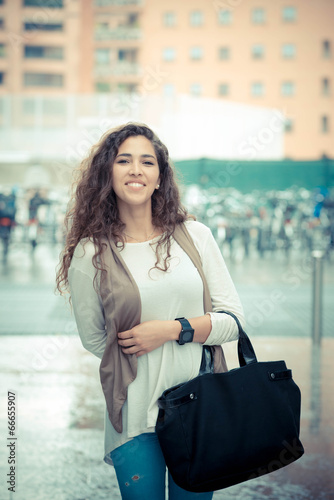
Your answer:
[218,310,257,367]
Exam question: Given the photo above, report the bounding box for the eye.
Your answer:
[117,159,129,164]
[143,161,154,165]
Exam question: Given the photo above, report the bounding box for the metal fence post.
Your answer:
[311,250,325,345]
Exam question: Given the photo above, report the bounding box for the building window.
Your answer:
[252,44,265,59]
[219,46,230,60]
[163,12,176,27]
[163,84,175,97]
[95,21,108,30]
[95,48,110,64]
[281,81,295,96]
[190,10,203,26]
[322,78,330,96]
[162,48,176,62]
[127,13,138,27]
[0,43,5,57]
[251,82,264,96]
[190,83,202,96]
[218,10,232,25]
[218,83,229,96]
[282,43,296,59]
[321,116,329,133]
[252,8,266,24]
[0,72,4,85]
[24,45,64,59]
[117,83,137,93]
[322,40,331,58]
[24,21,63,31]
[190,47,203,61]
[284,118,293,133]
[118,48,137,63]
[95,82,111,92]
[24,72,64,87]
[282,6,297,22]
[23,0,63,7]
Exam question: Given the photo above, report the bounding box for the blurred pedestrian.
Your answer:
[0,188,16,263]
[56,123,244,499]
[27,190,48,251]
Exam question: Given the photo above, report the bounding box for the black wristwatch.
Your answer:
[175,317,194,345]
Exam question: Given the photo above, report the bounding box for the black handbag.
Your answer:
[156,311,304,493]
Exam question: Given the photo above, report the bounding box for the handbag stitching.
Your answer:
[163,393,197,409]
[177,406,193,482]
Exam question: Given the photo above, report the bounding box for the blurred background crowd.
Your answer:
[1,183,333,265]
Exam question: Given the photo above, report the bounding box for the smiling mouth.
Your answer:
[126,182,146,187]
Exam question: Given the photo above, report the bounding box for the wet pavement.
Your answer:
[1,243,334,500]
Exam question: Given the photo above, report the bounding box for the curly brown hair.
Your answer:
[56,122,189,296]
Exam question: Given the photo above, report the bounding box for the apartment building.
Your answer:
[0,0,143,93]
[0,0,333,159]
[139,0,334,160]
[0,0,82,93]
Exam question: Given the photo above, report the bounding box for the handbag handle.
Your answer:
[217,310,257,367]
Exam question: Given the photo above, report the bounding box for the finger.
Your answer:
[121,346,139,355]
[118,330,130,339]
[118,338,136,347]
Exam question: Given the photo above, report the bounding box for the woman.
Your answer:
[56,123,244,499]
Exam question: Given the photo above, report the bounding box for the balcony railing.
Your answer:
[94,62,141,77]
[95,27,142,41]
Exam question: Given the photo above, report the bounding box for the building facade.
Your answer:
[0,0,333,159]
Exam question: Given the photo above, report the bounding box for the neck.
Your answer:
[119,205,156,242]
[123,222,156,242]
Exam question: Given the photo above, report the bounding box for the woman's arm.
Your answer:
[68,243,107,359]
[118,317,210,357]
[196,222,245,346]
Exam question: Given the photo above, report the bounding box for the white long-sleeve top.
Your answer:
[68,220,244,465]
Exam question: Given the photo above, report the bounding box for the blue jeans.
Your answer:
[110,432,214,500]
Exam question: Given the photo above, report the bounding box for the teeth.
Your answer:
[127,183,144,187]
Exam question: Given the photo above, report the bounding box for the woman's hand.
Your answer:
[118,320,181,357]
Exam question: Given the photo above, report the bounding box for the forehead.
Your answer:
[117,135,156,156]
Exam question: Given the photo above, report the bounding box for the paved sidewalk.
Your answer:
[1,334,333,500]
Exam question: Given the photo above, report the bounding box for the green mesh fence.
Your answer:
[173,158,334,192]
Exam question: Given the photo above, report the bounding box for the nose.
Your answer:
[129,159,143,176]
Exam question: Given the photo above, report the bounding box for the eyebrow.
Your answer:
[116,153,157,159]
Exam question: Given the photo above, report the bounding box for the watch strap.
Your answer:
[175,317,194,345]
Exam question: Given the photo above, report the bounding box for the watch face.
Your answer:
[182,330,194,343]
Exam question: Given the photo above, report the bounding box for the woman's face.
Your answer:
[112,135,161,214]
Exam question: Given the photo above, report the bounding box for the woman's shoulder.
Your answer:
[70,238,97,277]
[183,219,212,239]
[72,238,96,260]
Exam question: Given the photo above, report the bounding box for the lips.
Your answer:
[125,182,146,187]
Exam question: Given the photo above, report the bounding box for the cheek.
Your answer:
[154,167,161,184]
[111,166,121,185]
